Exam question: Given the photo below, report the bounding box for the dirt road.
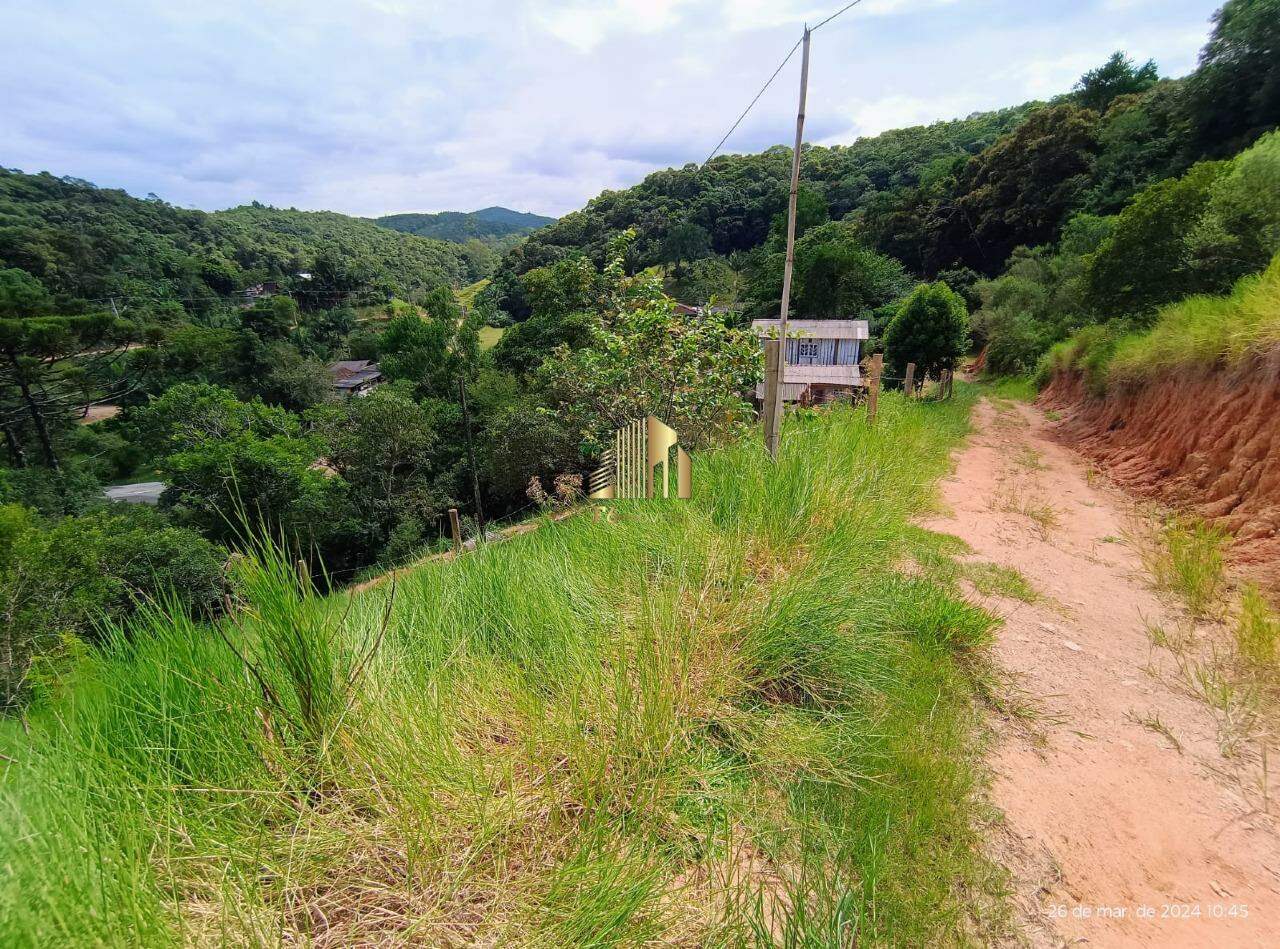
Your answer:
[924,397,1280,947]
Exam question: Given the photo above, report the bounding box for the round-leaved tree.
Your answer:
[883,282,970,385]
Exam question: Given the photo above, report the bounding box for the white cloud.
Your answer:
[0,0,1222,217]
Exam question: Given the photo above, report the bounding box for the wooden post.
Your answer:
[903,362,916,400]
[765,26,812,460]
[448,507,463,554]
[762,338,781,454]
[457,375,485,533]
[867,353,883,425]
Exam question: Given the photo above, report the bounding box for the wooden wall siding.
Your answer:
[772,338,860,365]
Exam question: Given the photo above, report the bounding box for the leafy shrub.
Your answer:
[1,503,227,708]
[884,282,970,382]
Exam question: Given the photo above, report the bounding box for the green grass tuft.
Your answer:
[1131,515,1228,618]
[982,375,1038,403]
[1235,585,1280,667]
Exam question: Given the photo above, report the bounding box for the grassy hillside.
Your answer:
[0,393,1012,944]
[377,206,554,244]
[1044,251,1280,391]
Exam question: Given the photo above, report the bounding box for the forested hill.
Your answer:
[376,206,555,244]
[500,104,1035,276]
[0,169,491,314]
[487,0,1279,323]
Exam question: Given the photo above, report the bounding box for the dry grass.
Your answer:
[1127,709,1184,755]
[990,487,1059,537]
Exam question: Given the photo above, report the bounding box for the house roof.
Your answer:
[332,371,382,390]
[328,359,376,377]
[750,319,869,340]
[327,360,383,389]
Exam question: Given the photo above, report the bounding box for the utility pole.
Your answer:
[766,25,811,460]
[457,374,486,534]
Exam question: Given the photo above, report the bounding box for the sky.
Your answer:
[1,0,1224,218]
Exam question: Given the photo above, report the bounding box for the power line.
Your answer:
[701,0,868,166]
[703,36,803,165]
[812,0,867,32]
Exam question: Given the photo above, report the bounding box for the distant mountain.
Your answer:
[375,206,555,245]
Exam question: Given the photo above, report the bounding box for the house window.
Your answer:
[797,341,820,360]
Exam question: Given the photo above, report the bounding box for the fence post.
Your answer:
[867,353,883,425]
[903,362,916,400]
[448,507,463,554]
[762,338,781,456]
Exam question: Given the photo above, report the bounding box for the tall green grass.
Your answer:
[1,392,1004,945]
[1043,251,1280,392]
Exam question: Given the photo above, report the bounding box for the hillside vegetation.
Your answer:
[377,206,554,246]
[1044,251,1280,392]
[0,169,491,313]
[483,0,1277,373]
[0,394,1012,945]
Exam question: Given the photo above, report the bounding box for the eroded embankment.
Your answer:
[1039,355,1280,592]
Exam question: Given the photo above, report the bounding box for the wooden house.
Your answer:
[751,318,869,404]
[327,359,384,397]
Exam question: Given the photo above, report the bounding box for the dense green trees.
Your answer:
[1073,52,1159,113]
[1085,131,1280,318]
[921,104,1102,276]
[309,389,450,564]
[1183,0,1280,158]
[0,170,488,316]
[376,207,554,245]
[1083,81,1190,214]
[1,282,142,470]
[489,105,1034,313]
[972,215,1112,375]
[1085,161,1228,317]
[491,257,600,375]
[977,130,1279,380]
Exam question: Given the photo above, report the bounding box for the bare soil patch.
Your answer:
[1040,365,1280,596]
[926,397,1280,947]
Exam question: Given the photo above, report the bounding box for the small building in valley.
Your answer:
[327,359,384,397]
[751,318,869,404]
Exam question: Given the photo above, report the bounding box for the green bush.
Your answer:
[1,503,227,708]
[884,282,970,382]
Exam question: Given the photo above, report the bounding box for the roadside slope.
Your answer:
[925,396,1280,946]
[1041,364,1280,593]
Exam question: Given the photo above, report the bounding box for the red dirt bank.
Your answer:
[1039,357,1280,593]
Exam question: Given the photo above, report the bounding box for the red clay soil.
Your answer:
[1039,356,1280,594]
